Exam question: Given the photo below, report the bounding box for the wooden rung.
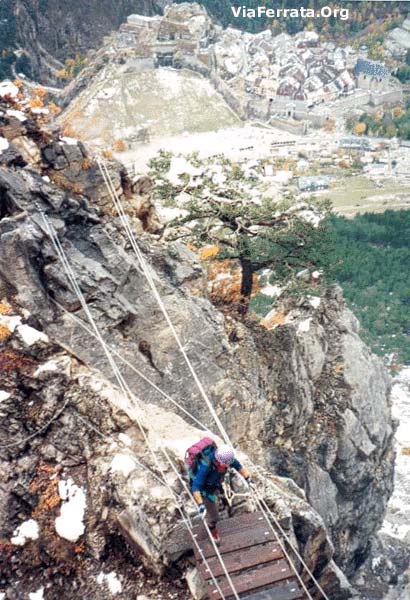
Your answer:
[193,511,267,540]
[195,524,275,559]
[207,559,294,598]
[199,541,283,579]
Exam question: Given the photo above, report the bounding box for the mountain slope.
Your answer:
[10,0,167,83]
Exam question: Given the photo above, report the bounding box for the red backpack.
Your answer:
[184,437,216,481]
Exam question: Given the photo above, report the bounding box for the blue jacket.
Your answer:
[191,449,242,499]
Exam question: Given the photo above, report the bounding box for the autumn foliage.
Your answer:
[206,259,259,306]
[113,139,126,152]
[354,122,366,136]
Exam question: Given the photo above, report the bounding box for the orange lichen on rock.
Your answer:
[29,86,48,109]
[48,103,62,116]
[0,301,13,315]
[29,97,44,109]
[0,324,11,340]
[260,310,287,330]
[81,157,94,170]
[0,350,35,373]
[61,121,80,138]
[206,259,259,305]
[31,463,61,518]
[33,87,47,100]
[199,245,220,261]
[32,480,61,516]
[49,171,83,195]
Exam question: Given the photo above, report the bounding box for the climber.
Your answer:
[190,444,254,544]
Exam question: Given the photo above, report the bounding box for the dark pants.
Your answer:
[203,495,220,528]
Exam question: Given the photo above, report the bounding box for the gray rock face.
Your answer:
[264,288,394,575]
[0,116,395,597]
[0,305,350,599]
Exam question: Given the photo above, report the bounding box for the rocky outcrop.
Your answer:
[259,291,394,575]
[12,0,168,84]
[0,303,351,599]
[0,92,153,215]
[0,94,395,598]
[0,315,192,599]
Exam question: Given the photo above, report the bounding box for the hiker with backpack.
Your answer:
[185,438,254,544]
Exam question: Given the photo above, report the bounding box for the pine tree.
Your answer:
[169,194,329,311]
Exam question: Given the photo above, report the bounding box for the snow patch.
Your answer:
[97,572,122,595]
[111,454,135,477]
[297,318,312,333]
[31,107,49,115]
[17,324,49,346]
[6,109,26,122]
[34,360,59,377]
[0,391,10,402]
[260,284,282,298]
[0,314,22,332]
[11,519,39,546]
[118,433,132,446]
[212,172,226,186]
[299,210,322,228]
[60,136,78,146]
[0,315,50,347]
[0,137,9,152]
[308,296,321,309]
[157,206,189,223]
[167,156,202,186]
[55,479,86,542]
[29,588,44,600]
[133,478,145,491]
[0,81,19,99]
[150,485,169,500]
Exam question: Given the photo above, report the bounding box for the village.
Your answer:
[112,3,403,127]
[58,2,410,217]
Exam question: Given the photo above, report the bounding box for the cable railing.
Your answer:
[39,212,239,600]
[97,158,331,600]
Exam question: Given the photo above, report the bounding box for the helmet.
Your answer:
[215,445,235,466]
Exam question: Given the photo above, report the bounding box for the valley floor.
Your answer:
[114,123,410,218]
[119,123,298,172]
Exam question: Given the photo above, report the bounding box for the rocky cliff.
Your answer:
[0,90,396,599]
[11,0,167,84]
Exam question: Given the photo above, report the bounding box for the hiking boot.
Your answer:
[210,527,220,545]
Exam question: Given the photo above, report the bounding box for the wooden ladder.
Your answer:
[191,511,307,600]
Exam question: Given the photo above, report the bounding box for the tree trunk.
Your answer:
[239,257,254,313]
